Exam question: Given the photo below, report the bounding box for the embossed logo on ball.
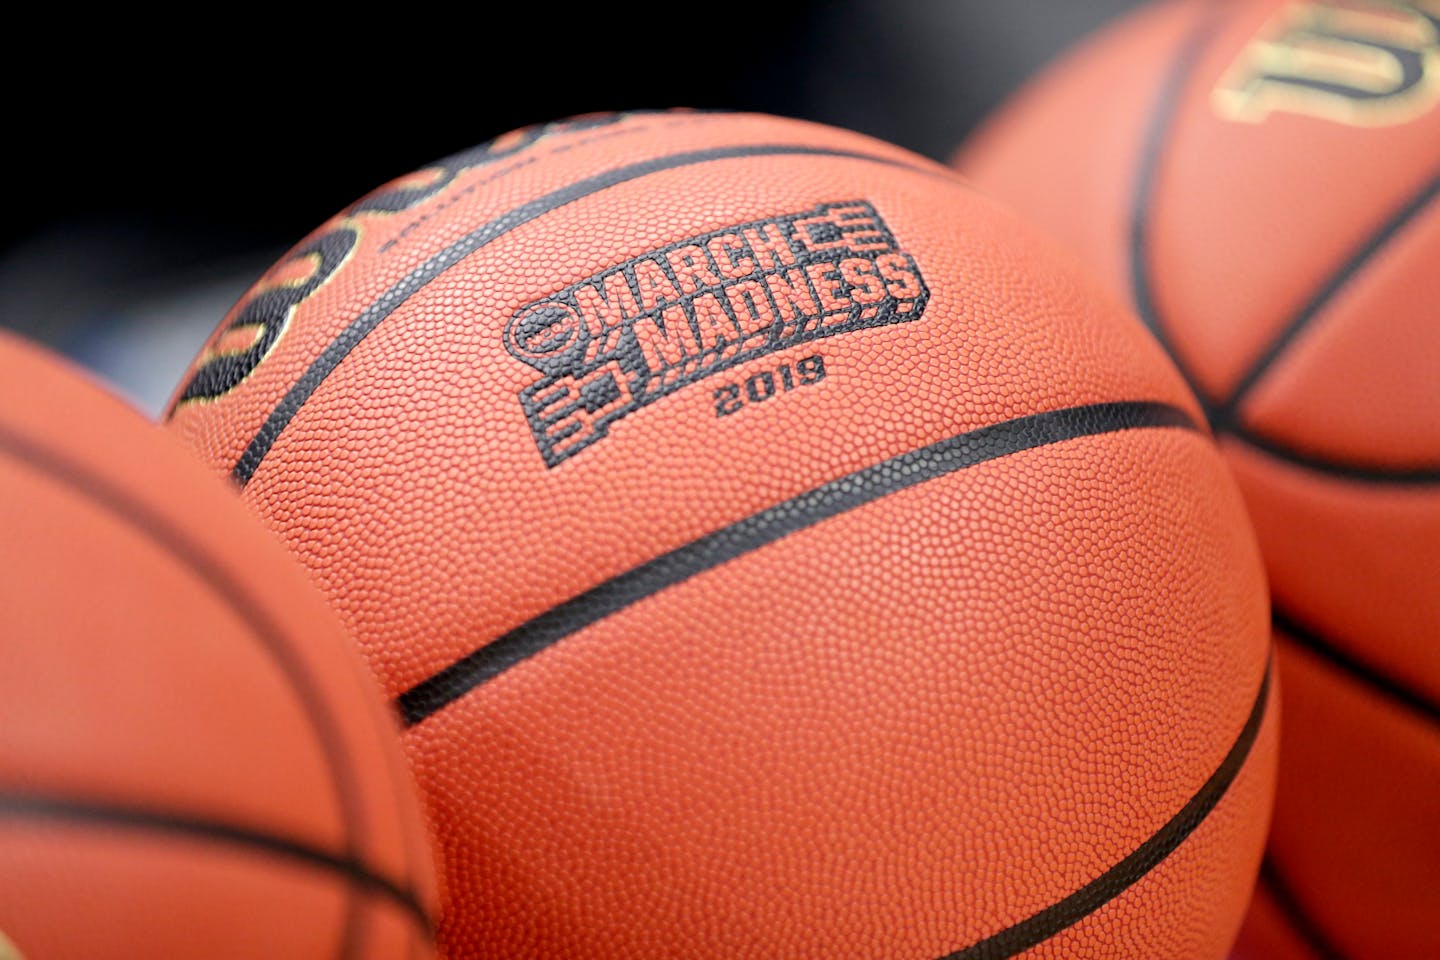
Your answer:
[504,200,930,465]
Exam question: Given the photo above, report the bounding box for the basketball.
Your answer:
[1229,869,1329,960]
[957,1,1440,955]
[0,332,435,958]
[166,110,1274,958]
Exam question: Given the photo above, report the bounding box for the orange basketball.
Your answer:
[957,1,1440,955]
[1229,867,1330,960]
[166,110,1274,958]
[0,332,435,959]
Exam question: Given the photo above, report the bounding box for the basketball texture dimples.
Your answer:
[166,111,1274,959]
[0,333,436,959]
[957,1,1440,956]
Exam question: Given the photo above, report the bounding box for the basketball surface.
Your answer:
[167,110,1275,958]
[0,332,435,958]
[1228,869,1326,960]
[957,1,1440,956]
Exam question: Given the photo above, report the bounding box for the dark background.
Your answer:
[0,1,1142,414]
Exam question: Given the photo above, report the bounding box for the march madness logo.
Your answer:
[506,201,929,466]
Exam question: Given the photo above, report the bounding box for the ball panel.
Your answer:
[1149,0,1440,403]
[1221,437,1440,700]
[0,333,435,952]
[1024,684,1275,960]
[1267,630,1440,958]
[0,449,338,850]
[404,428,1267,958]
[351,894,435,960]
[955,0,1209,306]
[0,823,348,960]
[1229,872,1326,960]
[1237,194,1440,470]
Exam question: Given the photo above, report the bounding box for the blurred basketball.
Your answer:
[0,332,435,959]
[167,110,1274,958]
[957,1,1440,955]
[1229,870,1325,960]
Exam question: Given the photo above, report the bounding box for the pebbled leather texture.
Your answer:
[168,110,1274,959]
[959,1,1440,955]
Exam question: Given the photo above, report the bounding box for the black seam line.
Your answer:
[337,876,364,960]
[0,426,432,936]
[941,653,1273,960]
[1216,167,1440,425]
[1260,856,1349,960]
[231,143,941,487]
[1227,419,1440,486]
[1129,3,1231,418]
[1127,5,1440,485]
[397,400,1201,726]
[0,792,429,933]
[1128,1,1440,489]
[1274,606,1440,729]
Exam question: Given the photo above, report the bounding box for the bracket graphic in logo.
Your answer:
[505,200,930,466]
